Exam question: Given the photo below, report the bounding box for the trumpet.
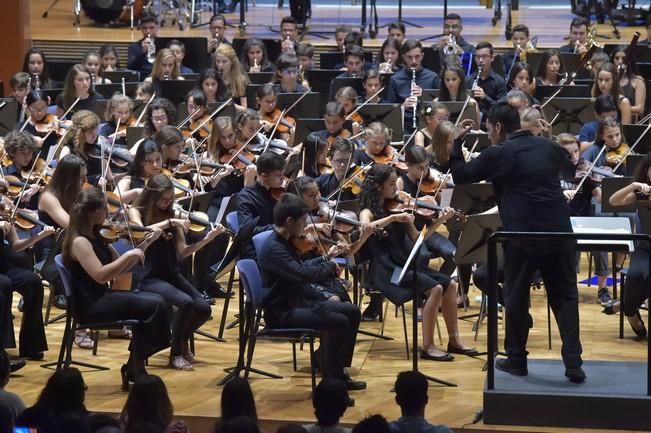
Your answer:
[146,33,156,64]
[444,33,458,56]
[520,36,538,62]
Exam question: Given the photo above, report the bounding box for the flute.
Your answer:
[411,68,417,130]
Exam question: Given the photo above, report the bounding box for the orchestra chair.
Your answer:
[237,258,318,393]
[215,211,242,339]
[41,255,140,372]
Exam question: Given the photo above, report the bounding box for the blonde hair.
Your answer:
[335,86,358,103]
[431,120,456,164]
[365,122,390,142]
[68,109,100,158]
[208,116,235,161]
[215,43,250,98]
[151,48,180,80]
[556,132,578,147]
[104,94,134,122]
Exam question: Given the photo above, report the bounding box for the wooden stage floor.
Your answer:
[6,262,648,433]
[28,0,646,50]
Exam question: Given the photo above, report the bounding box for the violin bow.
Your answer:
[188,98,233,137]
[176,107,202,129]
[612,122,651,173]
[291,181,330,258]
[33,129,71,187]
[454,94,472,128]
[111,177,136,248]
[19,115,32,132]
[574,144,608,193]
[262,109,287,154]
[345,86,385,121]
[9,155,41,221]
[328,150,355,227]
[325,160,373,201]
[38,97,81,144]
[134,92,157,127]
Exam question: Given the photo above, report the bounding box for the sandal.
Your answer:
[74,331,94,350]
[169,355,194,371]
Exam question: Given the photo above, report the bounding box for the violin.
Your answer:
[291,232,343,256]
[326,130,352,150]
[220,143,257,173]
[261,108,296,135]
[175,159,227,177]
[161,168,193,198]
[175,207,234,235]
[385,194,467,221]
[3,175,43,197]
[115,116,138,135]
[99,222,162,243]
[347,111,364,126]
[34,114,61,135]
[0,203,52,231]
[574,159,619,184]
[605,143,630,168]
[370,145,408,172]
[89,140,134,168]
[185,113,213,140]
[338,165,367,196]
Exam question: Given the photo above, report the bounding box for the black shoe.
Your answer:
[200,291,216,305]
[597,288,612,306]
[347,397,355,407]
[205,280,232,299]
[565,366,586,383]
[527,313,534,329]
[602,300,619,315]
[420,349,454,362]
[10,359,26,373]
[362,293,382,320]
[447,344,479,357]
[53,294,67,310]
[628,311,648,338]
[344,378,367,391]
[495,358,528,376]
[19,352,44,361]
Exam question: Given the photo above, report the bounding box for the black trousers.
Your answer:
[84,291,171,361]
[182,233,229,290]
[289,0,311,24]
[623,247,650,317]
[503,240,583,369]
[139,274,211,356]
[266,301,360,379]
[0,268,48,357]
[472,260,505,306]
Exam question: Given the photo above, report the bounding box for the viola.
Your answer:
[261,108,296,135]
[161,168,193,198]
[175,159,227,177]
[186,113,213,140]
[605,143,630,168]
[220,143,257,173]
[99,222,161,243]
[115,116,138,135]
[291,232,342,256]
[369,145,408,172]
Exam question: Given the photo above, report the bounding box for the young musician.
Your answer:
[100,94,135,146]
[144,49,184,95]
[378,37,403,73]
[505,62,537,105]
[359,164,476,361]
[315,138,357,201]
[611,46,647,117]
[387,21,406,45]
[353,122,391,166]
[361,69,384,104]
[312,102,351,149]
[22,90,58,159]
[258,193,365,389]
[468,42,506,121]
[197,69,228,104]
[9,73,30,124]
[127,13,160,80]
[99,44,120,73]
[328,46,366,101]
[450,102,585,383]
[502,24,531,77]
[582,117,627,174]
[1,131,43,210]
[214,44,250,108]
[56,64,97,116]
[256,84,294,145]
[167,39,194,74]
[387,40,440,134]
[83,51,112,85]
[280,17,300,54]
[207,15,230,53]
[436,64,480,126]
[62,186,171,388]
[559,17,589,54]
[21,49,54,90]
[143,98,177,138]
[335,87,363,135]
[606,156,651,338]
[130,174,223,370]
[118,139,164,198]
[240,38,275,73]
[535,50,567,86]
[273,54,308,94]
[592,64,631,125]
[414,102,450,148]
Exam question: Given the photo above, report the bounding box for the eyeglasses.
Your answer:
[152,115,168,122]
[332,158,349,166]
[475,54,491,60]
[282,68,299,75]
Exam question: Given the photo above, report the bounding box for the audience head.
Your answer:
[276,424,308,433]
[394,371,429,416]
[120,374,174,433]
[36,367,87,416]
[215,416,261,433]
[352,414,392,433]
[221,377,258,423]
[312,378,349,428]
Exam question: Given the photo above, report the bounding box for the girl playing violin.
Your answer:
[143,98,176,138]
[1,131,43,210]
[336,86,363,136]
[256,84,295,145]
[272,54,308,94]
[185,89,212,142]
[414,101,450,148]
[100,94,135,145]
[314,137,358,201]
[361,69,384,104]
[21,48,54,90]
[118,140,165,201]
[359,164,477,361]
[234,109,293,156]
[62,186,172,388]
[129,174,225,370]
[196,69,227,104]
[353,121,392,166]
[155,126,186,172]
[240,38,275,73]
[592,62,632,125]
[582,116,628,174]
[56,64,97,116]
[21,90,58,160]
[83,50,112,86]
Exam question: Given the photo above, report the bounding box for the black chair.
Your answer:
[41,255,140,372]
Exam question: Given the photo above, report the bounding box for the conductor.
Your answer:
[449,102,585,383]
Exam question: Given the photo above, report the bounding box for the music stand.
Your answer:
[422,47,442,75]
[601,177,635,213]
[357,103,403,141]
[623,124,651,155]
[330,77,365,101]
[94,83,139,99]
[0,99,18,135]
[420,89,441,103]
[284,152,302,180]
[319,51,374,70]
[306,69,342,108]
[103,70,140,83]
[455,213,503,266]
[439,101,478,125]
[534,85,591,101]
[294,118,354,146]
[248,72,275,85]
[446,183,496,231]
[278,92,321,118]
[160,80,198,104]
[177,190,217,213]
[541,97,594,136]
[245,84,263,109]
[155,37,209,73]
[626,154,646,177]
[47,59,78,83]
[40,89,63,105]
[463,132,491,152]
[126,127,145,147]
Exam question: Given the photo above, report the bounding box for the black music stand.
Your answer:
[534,85,591,101]
[357,104,403,141]
[438,101,478,126]
[456,214,504,266]
[0,99,18,135]
[94,83,140,99]
[245,84,263,110]
[626,154,646,177]
[463,132,491,152]
[446,183,496,231]
[155,39,209,75]
[422,47,442,75]
[623,124,651,156]
[306,69,342,109]
[330,77,365,101]
[390,231,455,387]
[420,89,441,103]
[602,177,635,213]
[278,92,321,118]
[177,190,217,213]
[541,97,594,136]
[247,72,275,85]
[159,80,197,104]
[126,127,145,148]
[103,70,140,83]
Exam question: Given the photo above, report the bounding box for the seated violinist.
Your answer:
[185,89,212,143]
[117,140,168,203]
[582,117,628,176]
[335,86,363,136]
[1,131,42,210]
[235,109,294,156]
[353,122,393,166]
[256,84,295,146]
[100,94,135,146]
[258,193,366,390]
[312,102,353,152]
[315,137,358,201]
[236,151,286,243]
[21,90,58,160]
[520,107,553,139]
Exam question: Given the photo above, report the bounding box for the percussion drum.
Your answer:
[81,0,146,24]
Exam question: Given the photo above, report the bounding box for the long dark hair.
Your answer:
[594,116,622,148]
[22,48,53,89]
[592,62,623,100]
[439,64,468,101]
[128,139,161,177]
[240,38,273,72]
[197,68,228,102]
[634,152,651,183]
[35,368,87,416]
[536,49,564,82]
[62,64,95,111]
[507,61,533,91]
[133,174,175,225]
[120,375,174,432]
[220,377,258,423]
[46,154,86,211]
[611,45,639,81]
[62,186,105,267]
[360,164,394,219]
[144,98,176,136]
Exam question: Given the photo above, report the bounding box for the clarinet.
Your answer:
[471,66,483,89]
[411,68,417,130]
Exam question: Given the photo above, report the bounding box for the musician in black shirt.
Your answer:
[315,138,357,201]
[468,42,506,120]
[450,102,585,383]
[258,193,365,390]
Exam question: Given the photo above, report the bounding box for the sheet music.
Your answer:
[571,217,634,252]
[440,188,453,208]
